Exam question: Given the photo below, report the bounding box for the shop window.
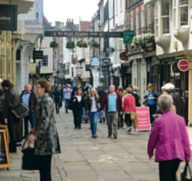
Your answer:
[155,3,159,36]
[41,55,49,67]
[161,0,169,34]
[173,0,177,28]
[179,0,188,26]
[141,9,145,33]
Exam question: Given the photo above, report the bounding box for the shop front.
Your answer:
[120,61,132,89]
[102,63,112,89]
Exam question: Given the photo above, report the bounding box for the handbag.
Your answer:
[22,139,39,170]
[12,103,29,119]
[181,162,192,181]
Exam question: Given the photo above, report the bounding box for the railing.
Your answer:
[129,0,143,9]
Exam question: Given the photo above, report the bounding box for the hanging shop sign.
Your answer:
[143,40,156,52]
[76,67,84,74]
[33,51,43,59]
[104,47,115,54]
[102,58,111,64]
[123,31,134,44]
[91,58,100,66]
[177,59,189,72]
[119,52,128,60]
[72,58,77,64]
[64,70,69,74]
[99,53,106,60]
[0,5,18,31]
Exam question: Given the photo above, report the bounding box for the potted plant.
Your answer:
[66,41,75,49]
[50,40,59,48]
[77,41,88,48]
[92,41,100,48]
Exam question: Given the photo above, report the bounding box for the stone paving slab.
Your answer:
[0,108,192,181]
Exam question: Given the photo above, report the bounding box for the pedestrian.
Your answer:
[71,88,85,129]
[2,80,21,152]
[118,88,124,129]
[143,84,158,124]
[32,85,37,94]
[82,87,89,123]
[63,84,72,113]
[21,84,38,138]
[0,90,5,124]
[0,78,3,96]
[97,85,106,123]
[163,83,185,117]
[133,87,141,107]
[116,86,123,94]
[28,79,61,181]
[148,94,191,181]
[100,85,123,139]
[122,87,136,133]
[54,86,62,114]
[85,89,100,138]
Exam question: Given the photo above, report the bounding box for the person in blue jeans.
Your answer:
[20,84,38,137]
[54,87,62,114]
[63,84,72,113]
[85,88,100,138]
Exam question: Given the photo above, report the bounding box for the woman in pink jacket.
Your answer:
[148,94,191,181]
[122,87,136,133]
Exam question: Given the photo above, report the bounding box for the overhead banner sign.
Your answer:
[45,31,123,38]
[123,31,134,44]
[91,58,100,66]
[33,51,43,59]
[0,5,18,31]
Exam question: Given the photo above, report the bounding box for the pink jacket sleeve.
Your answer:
[122,96,126,112]
[181,119,191,162]
[147,120,160,158]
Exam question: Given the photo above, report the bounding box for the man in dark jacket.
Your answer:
[21,84,38,137]
[100,85,123,139]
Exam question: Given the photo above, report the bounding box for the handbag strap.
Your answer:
[184,162,192,178]
[21,139,30,150]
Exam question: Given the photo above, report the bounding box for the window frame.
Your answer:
[131,15,134,31]
[136,12,139,35]
[178,0,189,27]
[41,55,49,68]
[155,2,159,37]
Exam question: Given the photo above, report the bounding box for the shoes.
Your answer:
[66,110,68,114]
[91,135,98,139]
[113,134,117,139]
[103,117,105,123]
[127,127,132,133]
[108,134,112,138]
[75,126,77,129]
[99,121,102,123]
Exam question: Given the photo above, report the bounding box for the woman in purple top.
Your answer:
[148,94,191,181]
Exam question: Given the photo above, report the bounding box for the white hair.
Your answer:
[163,83,175,90]
[158,94,173,112]
[0,78,3,84]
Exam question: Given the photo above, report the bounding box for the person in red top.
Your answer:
[116,86,123,94]
[122,87,136,133]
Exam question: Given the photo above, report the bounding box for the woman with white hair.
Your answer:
[148,94,191,181]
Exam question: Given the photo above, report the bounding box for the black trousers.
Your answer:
[148,105,157,124]
[74,110,82,128]
[159,159,181,181]
[38,155,52,181]
[9,140,16,153]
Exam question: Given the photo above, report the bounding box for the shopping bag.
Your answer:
[21,139,39,170]
[181,162,192,181]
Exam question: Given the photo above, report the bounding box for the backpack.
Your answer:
[98,90,105,102]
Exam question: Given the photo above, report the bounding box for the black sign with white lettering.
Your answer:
[33,51,43,59]
[0,5,18,31]
[45,31,123,38]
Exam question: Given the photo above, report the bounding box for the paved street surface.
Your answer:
[0,108,192,181]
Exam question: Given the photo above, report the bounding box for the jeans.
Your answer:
[64,99,70,111]
[24,111,36,137]
[89,112,98,136]
[159,159,181,181]
[125,113,132,127]
[55,99,60,112]
[38,155,52,181]
[106,112,118,136]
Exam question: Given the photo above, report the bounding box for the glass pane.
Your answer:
[173,0,176,7]
[162,17,169,33]
[180,6,188,26]
[155,4,158,18]
[179,0,188,5]
[173,9,176,28]
[155,20,158,36]
[161,0,169,16]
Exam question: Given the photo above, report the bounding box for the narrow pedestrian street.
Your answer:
[0,108,192,181]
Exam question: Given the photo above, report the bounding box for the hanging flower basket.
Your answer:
[92,41,100,48]
[50,41,59,48]
[66,41,75,49]
[77,41,88,48]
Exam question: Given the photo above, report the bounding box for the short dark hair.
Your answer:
[37,79,51,93]
[1,80,13,88]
